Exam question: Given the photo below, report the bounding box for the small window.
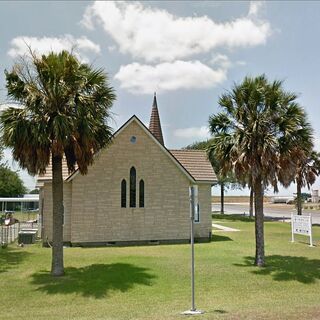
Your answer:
[194,203,200,223]
[130,136,137,144]
[121,179,126,208]
[130,167,136,207]
[139,179,144,208]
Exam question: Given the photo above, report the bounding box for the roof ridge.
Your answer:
[170,149,206,152]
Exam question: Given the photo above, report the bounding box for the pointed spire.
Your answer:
[149,92,164,146]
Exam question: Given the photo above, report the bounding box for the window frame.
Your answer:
[121,179,127,208]
[130,167,136,208]
[139,179,145,208]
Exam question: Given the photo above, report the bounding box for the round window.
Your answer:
[130,136,137,144]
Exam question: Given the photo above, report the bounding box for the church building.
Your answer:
[37,95,217,246]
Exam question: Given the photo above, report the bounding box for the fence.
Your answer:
[0,223,19,245]
[0,222,40,245]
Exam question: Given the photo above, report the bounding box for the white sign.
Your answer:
[189,185,199,222]
[291,214,313,247]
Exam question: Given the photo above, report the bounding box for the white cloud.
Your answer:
[114,60,228,94]
[314,137,320,152]
[236,60,247,66]
[108,45,116,52]
[174,126,210,139]
[210,54,231,69]
[248,1,264,16]
[8,35,101,62]
[81,1,271,63]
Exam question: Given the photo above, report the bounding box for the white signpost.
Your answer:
[291,214,313,247]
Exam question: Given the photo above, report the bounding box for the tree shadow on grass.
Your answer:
[31,263,156,298]
[235,255,320,284]
[211,234,233,242]
[0,247,31,273]
[212,214,254,223]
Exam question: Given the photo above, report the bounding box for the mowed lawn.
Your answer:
[1,215,320,320]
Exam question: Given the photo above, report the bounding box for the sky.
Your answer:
[0,1,320,196]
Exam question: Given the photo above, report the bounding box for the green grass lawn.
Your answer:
[12,211,38,222]
[1,215,319,320]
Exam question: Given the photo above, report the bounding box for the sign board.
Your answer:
[189,185,199,222]
[291,214,313,247]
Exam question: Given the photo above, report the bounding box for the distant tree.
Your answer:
[0,165,26,197]
[185,140,241,214]
[29,188,39,194]
[1,50,115,276]
[295,151,320,215]
[208,75,312,267]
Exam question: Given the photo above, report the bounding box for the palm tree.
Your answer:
[185,140,239,214]
[1,50,115,276]
[295,151,320,215]
[208,75,312,267]
[249,185,254,218]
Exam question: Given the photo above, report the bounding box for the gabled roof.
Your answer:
[36,115,217,185]
[169,150,216,183]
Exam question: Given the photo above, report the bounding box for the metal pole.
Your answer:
[190,186,195,312]
[291,214,294,243]
[182,186,203,316]
[309,215,313,247]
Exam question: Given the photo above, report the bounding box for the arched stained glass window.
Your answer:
[121,179,126,208]
[130,167,136,208]
[139,179,144,208]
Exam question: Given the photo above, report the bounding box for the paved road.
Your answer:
[212,203,320,224]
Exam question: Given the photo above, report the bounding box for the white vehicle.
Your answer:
[271,196,294,204]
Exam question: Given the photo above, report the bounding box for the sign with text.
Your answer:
[291,214,313,247]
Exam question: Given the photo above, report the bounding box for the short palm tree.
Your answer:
[295,151,320,215]
[185,139,239,214]
[1,50,115,276]
[208,75,313,266]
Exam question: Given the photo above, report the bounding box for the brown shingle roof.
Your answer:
[169,149,216,182]
[149,93,164,146]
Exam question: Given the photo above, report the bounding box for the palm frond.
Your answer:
[1,50,116,175]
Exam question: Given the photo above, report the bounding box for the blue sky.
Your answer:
[0,1,320,196]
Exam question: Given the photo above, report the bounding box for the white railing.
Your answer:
[0,223,20,245]
[0,222,40,245]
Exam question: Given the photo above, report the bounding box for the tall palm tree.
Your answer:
[295,151,320,215]
[1,51,115,276]
[249,187,254,218]
[208,75,313,267]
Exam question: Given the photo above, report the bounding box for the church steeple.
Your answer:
[149,92,164,146]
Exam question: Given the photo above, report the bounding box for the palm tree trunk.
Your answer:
[220,182,224,214]
[51,154,64,276]
[297,177,302,215]
[254,179,265,267]
[249,188,254,218]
